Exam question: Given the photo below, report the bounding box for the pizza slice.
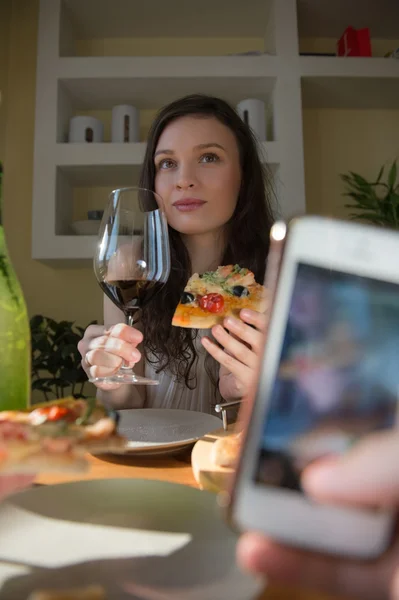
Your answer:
[0,397,126,474]
[172,264,267,329]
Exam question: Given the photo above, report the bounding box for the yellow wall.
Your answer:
[2,0,102,328]
[1,2,399,332]
[0,0,11,163]
[303,109,399,219]
[75,37,265,57]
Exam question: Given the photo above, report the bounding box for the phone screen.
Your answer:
[255,263,399,492]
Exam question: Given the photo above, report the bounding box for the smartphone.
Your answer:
[227,216,399,559]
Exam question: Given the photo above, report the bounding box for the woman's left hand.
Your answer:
[201,309,267,401]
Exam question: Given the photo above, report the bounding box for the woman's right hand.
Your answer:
[78,323,143,390]
[237,431,399,600]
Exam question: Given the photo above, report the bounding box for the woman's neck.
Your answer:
[182,230,226,274]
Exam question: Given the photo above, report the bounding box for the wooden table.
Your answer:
[36,451,351,600]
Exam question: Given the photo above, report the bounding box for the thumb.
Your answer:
[302,430,399,508]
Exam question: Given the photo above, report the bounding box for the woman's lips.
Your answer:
[172,199,207,212]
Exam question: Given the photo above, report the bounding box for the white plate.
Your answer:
[116,409,223,455]
[0,479,263,600]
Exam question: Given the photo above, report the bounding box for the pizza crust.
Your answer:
[172,308,224,329]
[0,449,89,474]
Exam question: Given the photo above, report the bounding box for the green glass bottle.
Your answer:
[0,162,30,409]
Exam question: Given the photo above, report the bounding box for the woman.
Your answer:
[78,94,275,413]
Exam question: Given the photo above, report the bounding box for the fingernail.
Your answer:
[240,309,251,319]
[224,317,236,327]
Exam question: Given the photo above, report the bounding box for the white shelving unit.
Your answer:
[32,0,399,266]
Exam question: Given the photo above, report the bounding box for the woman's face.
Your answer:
[154,115,242,236]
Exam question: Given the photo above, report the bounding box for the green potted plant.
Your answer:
[30,315,96,402]
[341,160,399,228]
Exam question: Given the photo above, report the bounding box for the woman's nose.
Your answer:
[176,164,197,190]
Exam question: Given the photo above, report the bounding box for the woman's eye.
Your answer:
[200,153,220,164]
[157,159,175,170]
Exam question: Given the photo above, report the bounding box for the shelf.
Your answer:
[297,0,399,40]
[62,0,273,40]
[56,143,145,186]
[32,0,309,265]
[35,235,97,266]
[58,56,278,109]
[55,141,279,186]
[300,57,399,109]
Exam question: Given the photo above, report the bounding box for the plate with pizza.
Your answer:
[172,264,267,329]
[0,397,125,474]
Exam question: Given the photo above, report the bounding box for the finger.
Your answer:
[89,335,141,364]
[88,364,124,382]
[209,325,257,369]
[77,325,106,357]
[202,335,251,383]
[236,532,385,600]
[223,316,265,354]
[108,323,143,345]
[83,324,107,340]
[239,309,268,332]
[85,349,123,371]
[302,430,399,508]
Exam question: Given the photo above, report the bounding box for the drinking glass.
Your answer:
[91,186,170,385]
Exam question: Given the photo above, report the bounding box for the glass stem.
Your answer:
[120,312,137,371]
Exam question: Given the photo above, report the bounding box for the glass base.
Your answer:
[89,372,159,386]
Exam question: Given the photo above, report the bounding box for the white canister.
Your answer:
[111,104,140,143]
[69,116,104,143]
[236,98,266,141]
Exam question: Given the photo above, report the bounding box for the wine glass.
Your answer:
[91,186,170,385]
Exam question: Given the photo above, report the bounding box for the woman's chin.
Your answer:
[170,220,221,237]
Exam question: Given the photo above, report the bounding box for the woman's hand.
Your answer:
[201,308,267,401]
[237,430,399,600]
[77,323,143,391]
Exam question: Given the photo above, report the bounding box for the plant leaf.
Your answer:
[388,161,398,191]
[375,165,385,185]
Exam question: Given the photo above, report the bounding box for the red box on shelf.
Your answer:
[337,27,372,57]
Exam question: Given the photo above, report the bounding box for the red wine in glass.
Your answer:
[92,187,170,385]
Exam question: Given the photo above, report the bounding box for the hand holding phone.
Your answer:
[237,429,399,600]
[228,216,399,560]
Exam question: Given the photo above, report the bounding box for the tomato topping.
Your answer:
[30,405,73,423]
[199,293,224,313]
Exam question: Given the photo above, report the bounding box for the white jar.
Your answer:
[69,116,104,143]
[236,98,266,141]
[111,104,140,143]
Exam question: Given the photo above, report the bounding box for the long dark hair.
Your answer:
[139,94,276,388]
